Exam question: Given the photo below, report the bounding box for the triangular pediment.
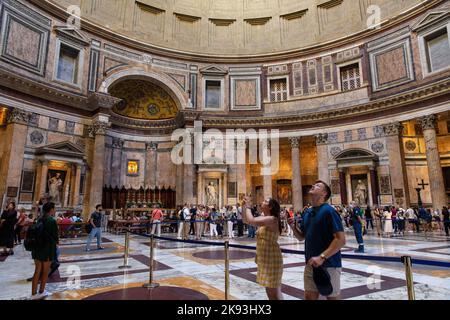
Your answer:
[200,65,228,75]
[36,141,85,158]
[54,26,90,46]
[412,10,450,32]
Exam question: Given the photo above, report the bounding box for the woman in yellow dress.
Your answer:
[242,196,283,300]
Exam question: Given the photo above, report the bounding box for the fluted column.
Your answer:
[420,115,447,209]
[369,166,379,206]
[262,140,272,199]
[289,137,303,211]
[34,160,49,203]
[145,142,158,188]
[0,108,30,202]
[315,133,329,184]
[183,131,195,204]
[87,120,110,214]
[236,139,247,200]
[72,164,82,207]
[110,138,124,188]
[384,122,410,207]
[339,168,348,205]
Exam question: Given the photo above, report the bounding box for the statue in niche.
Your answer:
[48,172,63,205]
[354,180,367,206]
[206,182,218,207]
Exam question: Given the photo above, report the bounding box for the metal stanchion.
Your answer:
[118,230,131,269]
[224,241,230,300]
[143,234,160,289]
[401,256,415,300]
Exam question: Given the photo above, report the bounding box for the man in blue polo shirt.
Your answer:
[288,180,346,300]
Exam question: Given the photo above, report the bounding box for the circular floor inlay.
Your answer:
[192,249,255,260]
[83,286,209,300]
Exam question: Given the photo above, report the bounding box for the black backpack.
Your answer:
[24,220,46,252]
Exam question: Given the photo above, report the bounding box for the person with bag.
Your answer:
[15,208,27,245]
[29,202,59,300]
[0,202,18,256]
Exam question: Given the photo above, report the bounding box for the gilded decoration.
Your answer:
[109,80,178,120]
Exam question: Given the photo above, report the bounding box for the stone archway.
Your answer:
[98,68,189,111]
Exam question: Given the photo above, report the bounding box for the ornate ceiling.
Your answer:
[46,0,425,57]
[109,80,178,120]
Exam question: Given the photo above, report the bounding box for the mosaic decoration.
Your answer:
[109,80,178,120]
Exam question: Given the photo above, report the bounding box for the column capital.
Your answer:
[315,133,328,145]
[419,114,437,131]
[383,122,403,136]
[111,137,124,149]
[289,137,300,148]
[146,141,158,151]
[7,107,30,125]
[88,120,110,137]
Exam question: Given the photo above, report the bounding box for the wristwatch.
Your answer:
[320,253,327,261]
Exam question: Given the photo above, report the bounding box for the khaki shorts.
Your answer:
[304,264,342,298]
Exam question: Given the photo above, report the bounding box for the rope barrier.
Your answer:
[128,231,450,268]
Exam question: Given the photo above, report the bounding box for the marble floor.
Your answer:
[1,229,449,300]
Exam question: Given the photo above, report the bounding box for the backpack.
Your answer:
[24,220,46,252]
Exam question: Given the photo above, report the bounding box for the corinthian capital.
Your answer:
[315,133,328,145]
[88,120,110,137]
[7,108,30,125]
[289,137,300,149]
[419,115,437,131]
[383,122,403,136]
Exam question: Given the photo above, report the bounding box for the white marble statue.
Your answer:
[206,182,218,207]
[354,180,367,205]
[48,173,63,205]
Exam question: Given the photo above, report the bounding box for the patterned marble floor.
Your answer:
[1,229,449,300]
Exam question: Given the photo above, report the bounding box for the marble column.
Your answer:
[183,131,195,204]
[236,139,247,199]
[197,171,203,205]
[88,120,109,213]
[145,142,158,188]
[34,160,49,203]
[420,115,447,209]
[0,108,30,204]
[369,166,379,206]
[223,172,228,207]
[315,133,330,184]
[289,137,303,211]
[110,138,124,188]
[72,164,82,207]
[262,140,272,199]
[339,168,348,205]
[384,122,410,207]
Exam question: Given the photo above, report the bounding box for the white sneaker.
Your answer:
[30,294,41,300]
[38,291,51,299]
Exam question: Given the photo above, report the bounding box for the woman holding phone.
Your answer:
[242,195,283,300]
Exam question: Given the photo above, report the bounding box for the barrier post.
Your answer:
[224,241,230,300]
[401,256,415,300]
[143,234,160,289]
[118,230,131,269]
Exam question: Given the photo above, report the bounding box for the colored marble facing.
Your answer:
[1,230,449,300]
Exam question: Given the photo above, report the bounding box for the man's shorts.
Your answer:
[304,264,342,298]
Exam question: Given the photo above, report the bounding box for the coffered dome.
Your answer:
[47,0,424,57]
